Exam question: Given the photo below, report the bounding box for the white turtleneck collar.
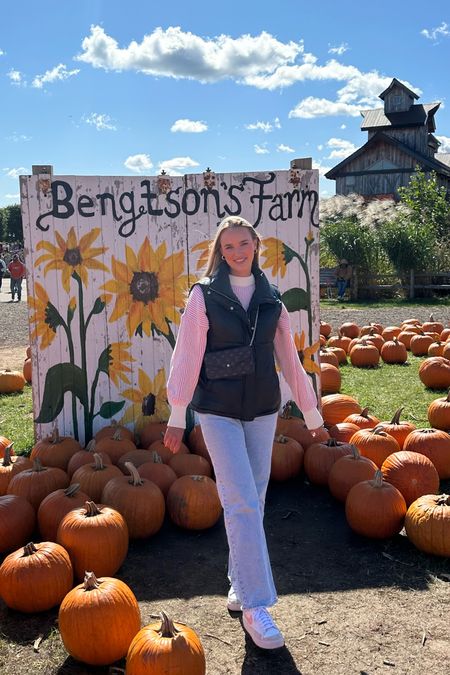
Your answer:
[229,274,255,287]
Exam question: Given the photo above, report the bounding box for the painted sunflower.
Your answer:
[108,342,135,387]
[260,237,294,278]
[120,367,170,432]
[191,239,212,271]
[294,331,320,375]
[28,282,60,349]
[101,238,189,337]
[35,227,108,293]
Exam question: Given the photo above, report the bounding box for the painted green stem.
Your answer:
[60,313,79,440]
[74,273,91,443]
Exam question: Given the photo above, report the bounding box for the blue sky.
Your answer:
[2,0,450,207]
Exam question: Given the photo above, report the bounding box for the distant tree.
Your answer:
[397,167,450,239]
[1,204,23,245]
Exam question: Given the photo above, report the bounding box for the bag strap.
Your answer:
[249,306,260,347]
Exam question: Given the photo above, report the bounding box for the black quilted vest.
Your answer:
[190,261,282,421]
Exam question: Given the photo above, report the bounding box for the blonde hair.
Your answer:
[203,216,261,277]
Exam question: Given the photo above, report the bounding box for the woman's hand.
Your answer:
[163,426,185,454]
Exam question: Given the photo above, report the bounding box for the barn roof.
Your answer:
[325,131,450,179]
[361,103,440,131]
[379,78,419,101]
[436,153,450,168]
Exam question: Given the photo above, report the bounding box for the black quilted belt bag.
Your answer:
[203,307,259,380]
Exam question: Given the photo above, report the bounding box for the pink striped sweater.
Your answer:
[167,274,323,430]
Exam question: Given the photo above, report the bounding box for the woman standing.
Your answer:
[164,216,323,650]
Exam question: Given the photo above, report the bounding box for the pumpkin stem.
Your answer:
[85,439,96,453]
[51,425,61,445]
[93,453,105,471]
[22,542,38,557]
[125,461,144,486]
[325,438,340,447]
[389,407,404,425]
[83,571,101,591]
[151,451,163,464]
[371,470,384,488]
[372,425,388,436]
[280,400,294,419]
[274,434,288,444]
[1,443,14,466]
[84,501,103,517]
[436,494,450,506]
[112,428,123,441]
[446,389,450,403]
[350,444,361,460]
[360,407,369,418]
[64,483,81,498]
[158,611,180,638]
[191,475,206,482]
[32,458,47,472]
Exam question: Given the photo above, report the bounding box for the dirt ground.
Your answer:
[0,301,449,674]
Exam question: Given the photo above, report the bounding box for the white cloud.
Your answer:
[277,144,295,153]
[317,144,324,151]
[3,167,29,178]
[246,121,273,133]
[0,49,4,56]
[124,154,153,173]
[8,69,24,86]
[340,123,347,129]
[254,144,269,154]
[6,132,31,142]
[171,119,208,133]
[84,113,117,131]
[328,43,349,55]
[325,137,358,159]
[4,193,20,200]
[159,156,199,174]
[312,159,332,176]
[436,135,450,153]
[274,117,281,129]
[32,63,80,89]
[289,97,361,118]
[421,22,450,42]
[77,25,302,83]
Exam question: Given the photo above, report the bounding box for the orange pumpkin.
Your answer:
[402,428,450,479]
[343,407,380,430]
[168,453,212,479]
[138,453,178,497]
[187,425,211,463]
[276,400,322,447]
[318,348,339,368]
[0,541,73,612]
[139,421,168,449]
[320,321,332,337]
[418,357,450,390]
[94,429,137,465]
[304,438,353,485]
[328,445,377,502]
[381,326,401,341]
[71,453,123,502]
[0,369,26,393]
[339,322,360,339]
[59,571,141,666]
[421,313,444,335]
[22,358,32,383]
[270,434,304,481]
[0,436,13,459]
[167,475,222,530]
[117,448,157,473]
[380,337,408,364]
[326,346,347,364]
[428,340,446,357]
[405,493,450,557]
[345,470,407,539]
[427,391,450,431]
[327,332,352,354]
[349,426,400,468]
[0,445,32,496]
[31,427,82,471]
[328,422,360,443]
[410,332,435,356]
[381,450,440,506]
[66,439,112,477]
[57,501,129,580]
[321,394,362,426]
[0,494,36,554]
[7,459,69,510]
[320,363,341,394]
[349,341,380,368]
[101,462,165,539]
[126,611,205,675]
[94,419,135,443]
[37,483,90,541]
[377,407,416,449]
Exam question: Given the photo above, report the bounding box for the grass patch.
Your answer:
[0,385,34,455]
[338,354,445,426]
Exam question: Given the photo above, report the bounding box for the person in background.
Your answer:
[336,258,352,301]
[0,257,6,290]
[7,254,26,301]
[164,216,324,650]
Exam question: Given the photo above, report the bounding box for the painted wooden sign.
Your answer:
[20,168,320,445]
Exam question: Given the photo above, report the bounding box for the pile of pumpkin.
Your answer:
[319,314,450,394]
[274,393,450,555]
[0,419,228,670]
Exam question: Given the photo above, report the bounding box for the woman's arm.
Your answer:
[274,304,324,429]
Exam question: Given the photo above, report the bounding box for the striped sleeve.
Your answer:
[167,285,209,429]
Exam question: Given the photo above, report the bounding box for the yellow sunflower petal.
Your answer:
[138,369,153,396]
[79,228,101,253]
[125,244,139,272]
[138,238,153,272]
[127,301,145,336]
[109,293,131,323]
[67,227,78,249]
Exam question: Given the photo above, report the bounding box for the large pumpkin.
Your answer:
[328,422,360,443]
[138,452,178,497]
[320,363,341,394]
[349,426,400,468]
[71,453,123,502]
[404,493,450,557]
[380,337,408,364]
[0,541,73,613]
[167,475,222,530]
[377,408,416,449]
[0,494,36,554]
[0,369,26,393]
[427,391,450,431]
[94,419,135,444]
[168,453,212,479]
[381,450,440,506]
[126,611,205,675]
[37,483,90,541]
[343,407,380,430]
[101,462,165,539]
[345,470,407,539]
[304,438,353,485]
[328,445,377,502]
[7,459,69,510]
[59,571,141,666]
[31,427,82,471]
[402,428,450,479]
[94,429,137,465]
[321,394,362,427]
[57,501,129,580]
[270,435,304,481]
[418,357,450,389]
[66,439,112,477]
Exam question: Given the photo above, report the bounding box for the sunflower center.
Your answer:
[130,272,159,304]
[63,247,82,267]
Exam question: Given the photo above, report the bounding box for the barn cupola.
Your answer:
[379,78,418,113]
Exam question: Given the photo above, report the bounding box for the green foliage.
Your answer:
[377,218,438,273]
[319,218,380,270]
[0,204,23,245]
[0,386,34,455]
[398,167,450,238]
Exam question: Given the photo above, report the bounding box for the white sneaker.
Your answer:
[227,586,242,611]
[242,607,285,649]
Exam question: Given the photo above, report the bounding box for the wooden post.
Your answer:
[32,165,53,175]
[290,158,312,169]
[409,269,415,299]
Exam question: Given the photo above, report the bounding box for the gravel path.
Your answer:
[1,296,449,351]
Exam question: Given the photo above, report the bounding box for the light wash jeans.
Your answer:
[198,412,278,610]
